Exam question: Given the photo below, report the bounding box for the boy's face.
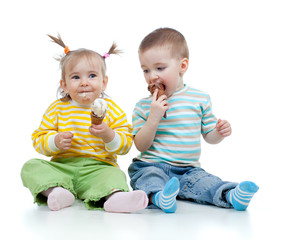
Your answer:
[61,56,108,105]
[139,46,188,98]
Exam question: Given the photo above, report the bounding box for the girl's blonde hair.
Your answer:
[139,28,189,60]
[48,34,121,101]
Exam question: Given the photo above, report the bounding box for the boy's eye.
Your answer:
[157,67,165,71]
[89,74,96,78]
[143,69,149,74]
[72,76,80,80]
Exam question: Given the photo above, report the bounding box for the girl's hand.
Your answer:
[216,119,232,137]
[55,131,73,150]
[89,122,115,143]
[148,89,169,123]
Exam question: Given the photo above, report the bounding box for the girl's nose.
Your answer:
[80,77,89,86]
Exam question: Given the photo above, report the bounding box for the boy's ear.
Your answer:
[180,58,189,75]
[102,76,108,91]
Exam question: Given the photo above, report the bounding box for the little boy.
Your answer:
[128,28,258,213]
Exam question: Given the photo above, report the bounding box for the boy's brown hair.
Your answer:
[139,28,189,60]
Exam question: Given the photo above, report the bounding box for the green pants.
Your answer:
[20,157,129,210]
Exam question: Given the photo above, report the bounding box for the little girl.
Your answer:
[21,34,148,213]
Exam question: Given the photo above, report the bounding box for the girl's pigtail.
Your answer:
[47,33,70,54]
[103,42,122,59]
[48,33,71,102]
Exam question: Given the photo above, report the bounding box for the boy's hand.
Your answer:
[55,132,73,150]
[149,89,169,123]
[216,119,232,137]
[89,122,115,143]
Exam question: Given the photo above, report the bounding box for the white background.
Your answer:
[1,0,280,239]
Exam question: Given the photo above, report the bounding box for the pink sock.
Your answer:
[104,190,148,213]
[42,187,75,211]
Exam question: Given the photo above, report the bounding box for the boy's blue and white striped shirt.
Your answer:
[132,85,217,167]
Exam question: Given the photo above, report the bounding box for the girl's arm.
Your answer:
[89,122,115,143]
[32,121,61,157]
[32,100,74,156]
[89,101,133,155]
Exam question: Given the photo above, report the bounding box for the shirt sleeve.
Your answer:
[201,95,217,134]
[31,103,61,156]
[132,102,147,136]
[106,100,133,155]
[104,131,121,152]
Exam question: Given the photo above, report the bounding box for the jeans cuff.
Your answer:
[214,182,238,208]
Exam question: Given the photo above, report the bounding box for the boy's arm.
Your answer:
[203,119,232,144]
[134,90,168,152]
[134,117,159,152]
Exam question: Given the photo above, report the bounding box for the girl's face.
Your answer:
[139,46,188,98]
[61,56,107,105]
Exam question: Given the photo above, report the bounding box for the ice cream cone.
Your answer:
[90,98,107,125]
[91,112,104,125]
[148,82,167,118]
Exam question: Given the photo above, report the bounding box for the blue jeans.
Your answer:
[128,160,238,208]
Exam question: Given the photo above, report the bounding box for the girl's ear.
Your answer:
[102,76,108,91]
[180,58,189,75]
[60,79,68,94]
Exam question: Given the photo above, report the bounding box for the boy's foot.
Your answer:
[227,181,259,211]
[152,177,180,213]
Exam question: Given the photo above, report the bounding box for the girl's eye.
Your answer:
[143,69,149,74]
[72,76,79,80]
[89,74,96,78]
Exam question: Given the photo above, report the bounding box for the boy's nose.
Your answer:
[150,72,159,83]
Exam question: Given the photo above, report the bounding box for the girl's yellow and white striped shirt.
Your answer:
[32,98,133,167]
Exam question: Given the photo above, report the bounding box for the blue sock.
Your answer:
[152,177,180,213]
[226,181,259,211]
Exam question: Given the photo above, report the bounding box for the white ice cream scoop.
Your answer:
[91,98,107,117]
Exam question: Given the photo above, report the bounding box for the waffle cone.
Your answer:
[91,112,104,125]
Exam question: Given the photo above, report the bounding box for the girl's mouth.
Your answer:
[78,91,92,98]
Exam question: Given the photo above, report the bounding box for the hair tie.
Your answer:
[64,46,70,54]
[103,53,110,59]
